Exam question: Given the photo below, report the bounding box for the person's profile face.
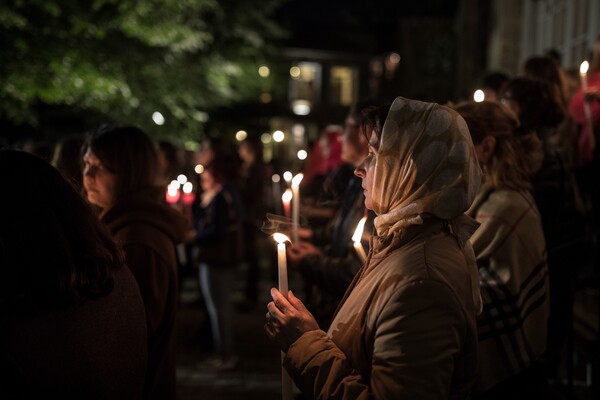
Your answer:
[82,149,118,210]
[201,169,217,192]
[354,128,378,210]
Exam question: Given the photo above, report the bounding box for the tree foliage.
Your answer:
[0,0,288,144]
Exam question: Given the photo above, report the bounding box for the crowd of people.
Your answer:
[1,42,600,399]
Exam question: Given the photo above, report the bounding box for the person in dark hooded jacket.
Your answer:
[82,125,187,400]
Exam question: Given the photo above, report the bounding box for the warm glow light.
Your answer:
[281,189,293,202]
[352,216,368,243]
[297,150,308,160]
[261,133,272,144]
[152,111,165,125]
[260,92,272,103]
[272,174,281,183]
[291,173,304,188]
[289,66,301,78]
[195,164,204,174]
[167,185,179,196]
[473,89,485,102]
[177,174,188,184]
[235,130,248,141]
[292,100,311,116]
[283,171,293,183]
[388,52,400,64]
[580,61,589,74]
[273,130,285,142]
[182,182,193,194]
[273,232,291,244]
[258,65,270,77]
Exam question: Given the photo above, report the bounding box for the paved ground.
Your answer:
[175,262,296,400]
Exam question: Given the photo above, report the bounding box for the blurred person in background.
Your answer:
[0,150,147,398]
[501,77,588,381]
[456,101,549,398]
[188,155,244,370]
[237,136,268,311]
[287,98,382,328]
[82,125,187,400]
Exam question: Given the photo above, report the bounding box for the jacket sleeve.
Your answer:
[284,280,465,399]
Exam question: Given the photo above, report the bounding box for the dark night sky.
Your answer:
[273,0,460,53]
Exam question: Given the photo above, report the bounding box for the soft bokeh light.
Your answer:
[194,164,204,174]
[152,111,165,125]
[388,52,401,64]
[580,60,589,74]
[292,100,311,115]
[260,92,272,103]
[261,133,272,144]
[272,174,281,183]
[291,173,304,188]
[473,89,485,102]
[297,149,308,160]
[182,181,193,194]
[289,66,301,78]
[169,180,181,189]
[283,171,293,183]
[235,130,248,141]
[273,130,285,142]
[177,174,188,184]
[258,65,270,77]
[281,190,293,202]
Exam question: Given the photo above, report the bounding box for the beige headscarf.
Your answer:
[372,97,482,245]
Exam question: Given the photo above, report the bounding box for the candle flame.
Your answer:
[282,189,293,202]
[273,233,291,244]
[580,61,589,74]
[291,173,304,188]
[352,216,368,243]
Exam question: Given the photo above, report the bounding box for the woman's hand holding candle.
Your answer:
[265,288,319,352]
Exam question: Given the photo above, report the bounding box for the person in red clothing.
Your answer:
[83,125,187,399]
[0,149,147,398]
[569,36,600,254]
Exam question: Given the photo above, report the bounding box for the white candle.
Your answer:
[580,60,596,150]
[273,233,293,400]
[352,216,368,263]
[291,173,303,243]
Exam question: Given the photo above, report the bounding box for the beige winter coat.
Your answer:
[285,218,481,399]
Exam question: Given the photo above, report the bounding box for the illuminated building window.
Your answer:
[330,66,358,106]
[289,62,321,105]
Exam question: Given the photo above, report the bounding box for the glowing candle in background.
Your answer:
[291,173,303,244]
[282,189,292,218]
[166,180,181,204]
[272,174,283,214]
[473,89,485,103]
[272,233,293,400]
[580,60,597,151]
[182,181,194,205]
[352,216,368,263]
[283,171,293,186]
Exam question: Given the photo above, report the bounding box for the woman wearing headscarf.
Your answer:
[265,96,483,399]
[456,101,550,398]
